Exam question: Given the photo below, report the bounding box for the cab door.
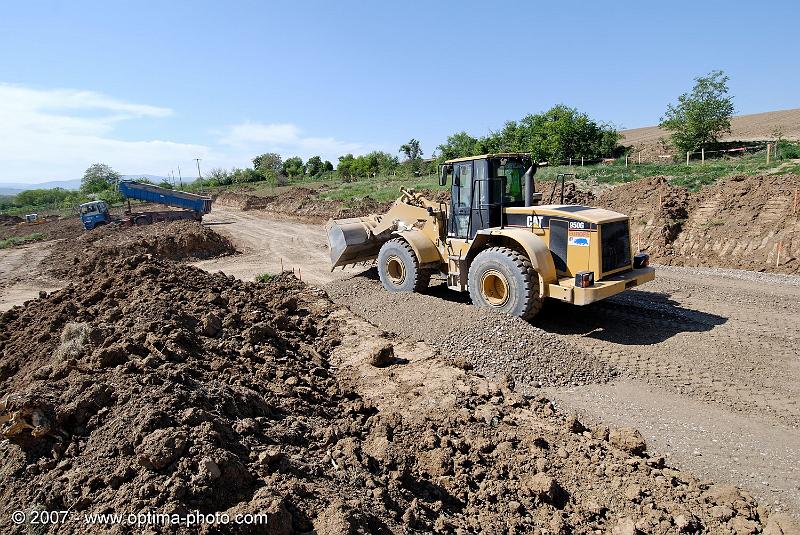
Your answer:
[449,161,473,238]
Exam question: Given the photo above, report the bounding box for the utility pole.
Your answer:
[194,158,203,192]
[177,165,183,189]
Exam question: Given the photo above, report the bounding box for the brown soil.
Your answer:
[46,220,237,280]
[214,188,394,221]
[620,108,800,159]
[0,215,85,242]
[594,173,800,274]
[1,255,795,534]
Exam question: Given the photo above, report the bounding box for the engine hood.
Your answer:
[505,205,629,224]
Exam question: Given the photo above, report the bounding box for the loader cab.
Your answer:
[439,153,536,239]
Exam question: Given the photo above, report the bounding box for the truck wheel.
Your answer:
[468,247,544,319]
[377,238,430,293]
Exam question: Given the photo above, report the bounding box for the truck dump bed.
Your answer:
[119,181,213,213]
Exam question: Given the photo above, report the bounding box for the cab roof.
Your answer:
[444,153,532,164]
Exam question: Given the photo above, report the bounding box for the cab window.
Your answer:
[490,159,527,206]
[81,204,97,215]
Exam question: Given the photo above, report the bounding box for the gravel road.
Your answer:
[123,207,800,516]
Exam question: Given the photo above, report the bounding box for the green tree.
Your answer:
[660,70,735,153]
[282,156,305,178]
[437,132,480,161]
[158,180,174,189]
[306,156,323,177]
[323,160,334,172]
[252,153,283,177]
[81,163,121,193]
[337,154,355,179]
[399,139,423,160]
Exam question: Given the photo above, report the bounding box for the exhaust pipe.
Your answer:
[523,165,537,207]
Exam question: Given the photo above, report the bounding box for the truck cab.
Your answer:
[79,201,111,230]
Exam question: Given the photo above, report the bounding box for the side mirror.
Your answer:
[438,164,452,187]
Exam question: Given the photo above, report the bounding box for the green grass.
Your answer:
[0,232,46,249]
[255,273,274,282]
[536,150,800,191]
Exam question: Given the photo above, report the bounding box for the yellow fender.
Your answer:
[468,228,557,292]
[396,230,443,266]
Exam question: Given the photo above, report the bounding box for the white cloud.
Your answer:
[0,83,375,184]
[219,121,368,162]
[0,83,207,183]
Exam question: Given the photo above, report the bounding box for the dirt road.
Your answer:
[192,210,352,285]
[0,242,62,311]
[200,206,800,517]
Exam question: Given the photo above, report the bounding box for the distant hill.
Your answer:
[621,108,800,149]
[0,175,188,195]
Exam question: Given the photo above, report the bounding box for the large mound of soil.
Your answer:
[596,173,800,273]
[0,215,85,242]
[47,220,236,279]
[1,254,794,533]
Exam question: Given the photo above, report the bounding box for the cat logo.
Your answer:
[526,215,543,228]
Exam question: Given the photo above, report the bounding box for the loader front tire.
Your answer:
[377,238,430,293]
[468,246,544,319]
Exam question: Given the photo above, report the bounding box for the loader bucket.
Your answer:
[326,218,382,269]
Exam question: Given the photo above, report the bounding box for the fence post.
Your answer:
[625,155,629,167]
[686,151,690,166]
[569,157,572,166]
[793,188,798,214]
[581,157,584,167]
[767,143,772,164]
[701,148,705,165]
[638,151,642,164]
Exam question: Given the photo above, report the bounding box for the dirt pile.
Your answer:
[0,215,85,242]
[595,173,800,273]
[1,257,793,533]
[0,214,23,226]
[325,271,614,389]
[47,220,236,279]
[214,188,401,221]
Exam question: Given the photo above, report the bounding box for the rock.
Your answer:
[710,505,734,522]
[368,342,395,367]
[729,516,759,535]
[198,458,221,480]
[591,424,610,441]
[624,484,643,502]
[674,512,701,532]
[136,428,188,471]
[565,413,585,433]
[201,313,223,337]
[609,427,647,455]
[612,516,638,535]
[315,500,355,535]
[520,473,561,502]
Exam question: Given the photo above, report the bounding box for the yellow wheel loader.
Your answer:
[326,153,654,319]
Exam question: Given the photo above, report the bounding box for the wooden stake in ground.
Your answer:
[776,241,782,267]
[637,233,641,252]
[686,151,690,166]
[767,143,772,164]
[793,188,798,215]
[701,148,705,165]
[281,258,284,273]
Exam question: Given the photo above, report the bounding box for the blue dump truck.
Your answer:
[79,181,213,230]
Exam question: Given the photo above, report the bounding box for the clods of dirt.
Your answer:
[46,219,236,279]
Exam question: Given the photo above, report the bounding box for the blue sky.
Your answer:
[0,0,797,183]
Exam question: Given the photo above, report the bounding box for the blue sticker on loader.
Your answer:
[569,236,590,247]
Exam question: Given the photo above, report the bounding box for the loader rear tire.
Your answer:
[468,246,544,320]
[377,238,431,293]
